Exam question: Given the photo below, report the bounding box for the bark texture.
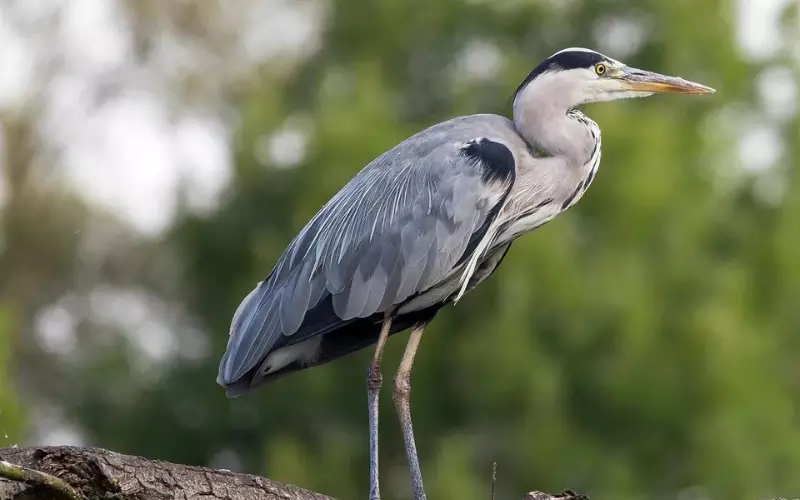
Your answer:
[0,446,334,500]
[0,445,586,500]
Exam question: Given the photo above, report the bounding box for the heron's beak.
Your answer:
[612,66,716,95]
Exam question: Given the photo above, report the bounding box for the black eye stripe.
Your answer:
[547,50,605,71]
[513,49,612,102]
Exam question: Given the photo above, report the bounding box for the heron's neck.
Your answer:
[512,84,596,168]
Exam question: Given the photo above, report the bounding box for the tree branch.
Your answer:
[0,458,81,500]
[0,445,587,500]
[0,446,334,500]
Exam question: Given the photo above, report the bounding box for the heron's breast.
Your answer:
[494,202,563,246]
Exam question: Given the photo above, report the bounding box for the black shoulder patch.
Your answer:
[460,138,515,185]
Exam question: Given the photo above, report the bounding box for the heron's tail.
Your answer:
[216,280,267,388]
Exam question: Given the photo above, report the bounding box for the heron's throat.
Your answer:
[512,83,596,167]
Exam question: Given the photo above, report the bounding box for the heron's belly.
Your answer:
[397,241,512,314]
[259,334,323,375]
[397,274,462,314]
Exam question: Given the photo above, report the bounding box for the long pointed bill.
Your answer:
[615,67,716,95]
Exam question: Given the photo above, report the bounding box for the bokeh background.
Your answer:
[1,0,799,499]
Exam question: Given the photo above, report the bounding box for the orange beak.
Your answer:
[614,66,716,95]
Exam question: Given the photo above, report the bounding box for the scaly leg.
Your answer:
[368,312,393,500]
[393,322,427,500]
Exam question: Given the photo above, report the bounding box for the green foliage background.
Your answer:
[2,1,799,499]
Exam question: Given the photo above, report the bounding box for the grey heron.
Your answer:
[217,47,714,500]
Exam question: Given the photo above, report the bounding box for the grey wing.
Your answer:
[217,135,516,386]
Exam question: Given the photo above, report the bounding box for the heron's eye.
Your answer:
[594,63,607,76]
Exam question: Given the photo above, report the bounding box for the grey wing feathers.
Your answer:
[218,117,518,386]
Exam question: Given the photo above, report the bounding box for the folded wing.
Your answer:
[218,132,517,386]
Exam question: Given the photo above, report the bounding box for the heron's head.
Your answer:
[513,48,715,110]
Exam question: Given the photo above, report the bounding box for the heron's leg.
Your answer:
[393,321,427,500]
[368,312,393,500]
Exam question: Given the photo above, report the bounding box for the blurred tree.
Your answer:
[3,0,800,500]
[0,303,25,446]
